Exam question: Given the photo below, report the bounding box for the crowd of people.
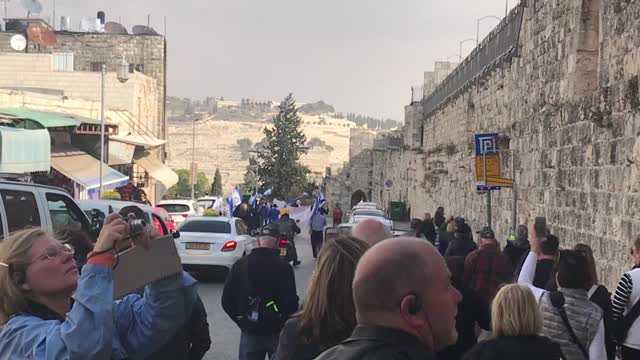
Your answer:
[2,203,640,360]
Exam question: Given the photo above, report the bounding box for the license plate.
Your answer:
[280,248,287,257]
[186,243,210,250]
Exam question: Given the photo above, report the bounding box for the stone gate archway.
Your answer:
[350,190,367,208]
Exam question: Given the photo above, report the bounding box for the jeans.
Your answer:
[622,345,640,360]
[239,332,279,360]
[310,230,324,258]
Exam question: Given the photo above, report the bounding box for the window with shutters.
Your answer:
[52,53,74,72]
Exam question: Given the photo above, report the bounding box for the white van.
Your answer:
[0,180,93,239]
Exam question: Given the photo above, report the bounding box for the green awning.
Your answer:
[0,108,100,128]
[0,126,51,173]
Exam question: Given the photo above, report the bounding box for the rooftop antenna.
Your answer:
[20,0,42,17]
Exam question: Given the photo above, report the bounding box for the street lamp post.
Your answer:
[99,56,129,198]
[191,117,196,200]
[476,15,502,46]
[459,38,477,63]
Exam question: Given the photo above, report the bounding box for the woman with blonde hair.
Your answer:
[463,284,564,360]
[0,214,198,359]
[273,236,370,360]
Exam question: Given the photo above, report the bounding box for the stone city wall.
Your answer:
[329,0,640,287]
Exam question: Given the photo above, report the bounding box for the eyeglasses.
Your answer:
[33,244,73,263]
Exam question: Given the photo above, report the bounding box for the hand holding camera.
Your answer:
[94,209,153,254]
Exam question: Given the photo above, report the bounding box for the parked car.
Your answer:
[0,180,94,240]
[175,215,257,275]
[351,202,379,211]
[78,199,170,236]
[156,199,202,225]
[154,207,177,233]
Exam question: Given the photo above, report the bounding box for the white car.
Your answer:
[175,216,257,274]
[352,202,379,211]
[349,208,385,220]
[156,199,202,225]
[196,196,221,210]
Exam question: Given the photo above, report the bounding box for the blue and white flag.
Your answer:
[263,188,273,197]
[286,193,308,207]
[231,185,242,208]
[311,191,326,217]
[225,197,233,218]
[249,194,257,208]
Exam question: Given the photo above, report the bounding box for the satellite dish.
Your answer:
[132,25,158,35]
[105,22,129,35]
[10,34,27,51]
[20,0,43,16]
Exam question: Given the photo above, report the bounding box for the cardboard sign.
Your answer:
[113,235,183,299]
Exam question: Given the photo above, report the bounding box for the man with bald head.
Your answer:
[315,237,462,360]
[351,219,392,246]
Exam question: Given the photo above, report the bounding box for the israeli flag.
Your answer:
[311,191,326,216]
[286,193,308,207]
[263,188,273,197]
[231,185,242,208]
[225,197,233,218]
[249,194,257,208]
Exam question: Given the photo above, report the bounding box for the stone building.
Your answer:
[0,19,167,141]
[328,0,640,288]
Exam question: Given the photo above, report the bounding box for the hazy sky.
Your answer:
[5,0,514,120]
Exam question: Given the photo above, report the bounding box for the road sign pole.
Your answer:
[483,153,492,228]
[511,152,517,235]
[487,189,492,229]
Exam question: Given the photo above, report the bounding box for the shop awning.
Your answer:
[111,134,166,148]
[108,140,135,165]
[51,144,129,189]
[133,151,178,188]
[0,108,100,128]
[0,126,50,173]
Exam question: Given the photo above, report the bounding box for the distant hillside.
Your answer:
[167,96,399,129]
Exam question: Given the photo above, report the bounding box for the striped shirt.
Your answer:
[613,273,635,320]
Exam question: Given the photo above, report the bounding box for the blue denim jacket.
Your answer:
[0,264,198,360]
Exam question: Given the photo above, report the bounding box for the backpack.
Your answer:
[237,259,285,333]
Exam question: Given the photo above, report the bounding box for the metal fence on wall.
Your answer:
[423,2,526,117]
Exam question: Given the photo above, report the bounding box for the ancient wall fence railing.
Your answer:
[414,2,526,118]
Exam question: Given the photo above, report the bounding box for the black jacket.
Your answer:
[273,317,326,360]
[445,238,478,258]
[221,247,299,335]
[314,325,436,360]
[146,296,211,360]
[421,221,437,244]
[589,285,616,360]
[438,286,491,360]
[503,240,529,272]
[463,335,564,360]
[272,216,301,237]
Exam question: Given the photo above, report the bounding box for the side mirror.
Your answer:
[172,231,181,239]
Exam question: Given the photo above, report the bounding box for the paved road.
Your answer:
[199,234,315,360]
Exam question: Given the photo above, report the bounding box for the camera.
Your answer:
[118,205,147,237]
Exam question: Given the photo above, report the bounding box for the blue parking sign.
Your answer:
[474,133,498,156]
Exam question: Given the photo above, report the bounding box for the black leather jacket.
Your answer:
[315,325,436,360]
[271,216,301,238]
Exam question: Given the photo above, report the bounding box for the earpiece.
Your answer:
[408,293,423,315]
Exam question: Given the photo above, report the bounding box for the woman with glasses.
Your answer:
[0,213,198,359]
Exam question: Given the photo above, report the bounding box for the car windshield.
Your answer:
[180,220,231,234]
[158,204,190,213]
[353,210,383,217]
[197,200,215,209]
